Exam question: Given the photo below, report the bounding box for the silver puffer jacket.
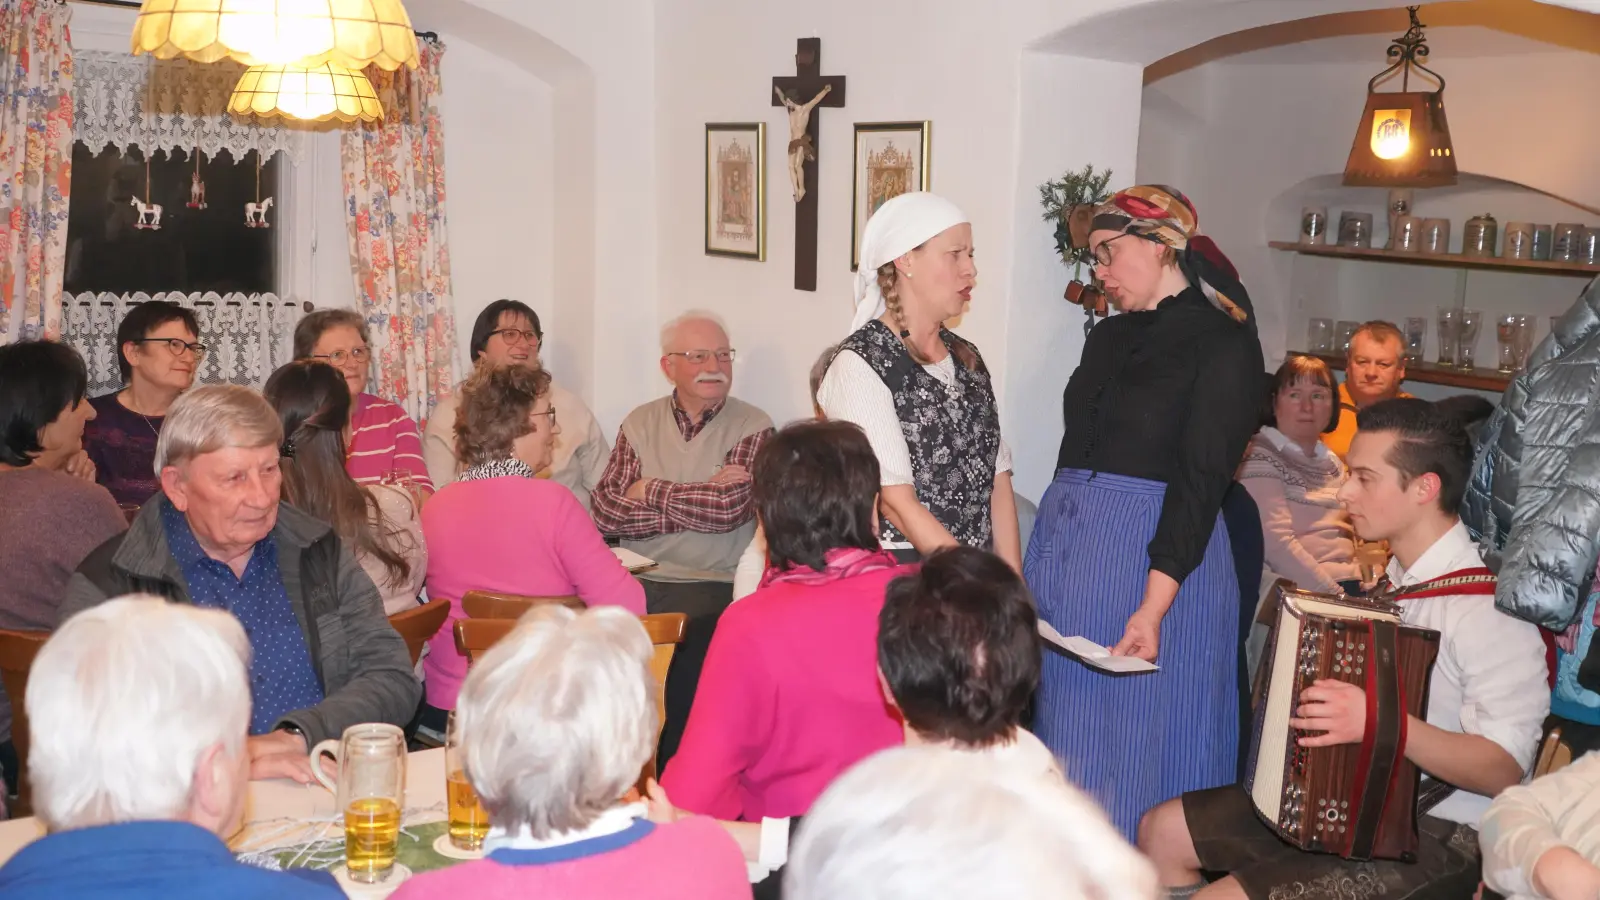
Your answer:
[1462,274,1600,630]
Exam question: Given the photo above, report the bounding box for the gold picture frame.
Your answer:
[851,121,932,271]
[705,122,766,261]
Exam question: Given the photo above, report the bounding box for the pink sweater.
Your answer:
[661,566,907,821]
[347,393,434,493]
[421,476,647,709]
[388,817,750,900]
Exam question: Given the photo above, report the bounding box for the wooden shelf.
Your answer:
[1297,351,1509,393]
[1269,240,1600,277]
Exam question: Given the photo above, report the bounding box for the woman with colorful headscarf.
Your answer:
[815,192,1021,569]
[1025,185,1264,840]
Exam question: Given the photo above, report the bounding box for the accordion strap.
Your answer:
[1347,619,1407,860]
[1381,567,1497,603]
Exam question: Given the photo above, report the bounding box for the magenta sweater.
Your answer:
[388,817,750,900]
[661,566,907,821]
[420,475,646,709]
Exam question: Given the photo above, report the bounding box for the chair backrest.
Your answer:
[1533,724,1574,778]
[454,617,516,664]
[460,590,585,620]
[0,629,50,818]
[388,598,451,667]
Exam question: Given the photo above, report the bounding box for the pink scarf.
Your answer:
[758,546,901,590]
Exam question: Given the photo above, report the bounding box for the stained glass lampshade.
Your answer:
[131,0,419,71]
[228,63,384,122]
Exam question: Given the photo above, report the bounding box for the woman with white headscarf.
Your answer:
[815,192,1020,570]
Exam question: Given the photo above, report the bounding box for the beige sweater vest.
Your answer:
[620,396,771,583]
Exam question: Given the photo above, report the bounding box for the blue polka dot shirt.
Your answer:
[162,502,325,734]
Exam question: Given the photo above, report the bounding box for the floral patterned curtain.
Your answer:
[0,0,72,343]
[341,40,456,425]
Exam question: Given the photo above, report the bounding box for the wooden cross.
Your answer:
[772,38,846,292]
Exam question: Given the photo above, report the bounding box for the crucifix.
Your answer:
[772,37,845,292]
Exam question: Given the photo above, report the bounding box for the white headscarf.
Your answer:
[849,192,969,333]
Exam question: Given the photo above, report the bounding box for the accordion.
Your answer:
[1245,582,1441,862]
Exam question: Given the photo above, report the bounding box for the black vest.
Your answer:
[834,320,1001,549]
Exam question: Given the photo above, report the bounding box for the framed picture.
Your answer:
[851,121,931,270]
[705,122,766,261]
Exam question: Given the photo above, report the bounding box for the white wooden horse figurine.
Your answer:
[130,197,163,230]
[188,173,207,209]
[245,197,274,229]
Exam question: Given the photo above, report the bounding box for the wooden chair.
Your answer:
[1533,724,1574,778]
[388,597,452,667]
[0,629,50,818]
[460,590,585,620]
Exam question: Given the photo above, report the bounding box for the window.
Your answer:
[64,144,280,295]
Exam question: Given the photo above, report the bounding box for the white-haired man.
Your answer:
[784,745,1157,900]
[592,310,773,770]
[61,385,420,783]
[0,596,343,898]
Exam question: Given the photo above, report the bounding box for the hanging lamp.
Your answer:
[1342,6,1458,188]
[227,62,384,122]
[130,0,419,71]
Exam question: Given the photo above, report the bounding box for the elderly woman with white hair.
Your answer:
[816,192,1020,569]
[60,385,420,784]
[390,605,751,900]
[784,745,1157,900]
[0,596,343,898]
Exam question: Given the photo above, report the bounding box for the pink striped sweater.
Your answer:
[347,393,434,493]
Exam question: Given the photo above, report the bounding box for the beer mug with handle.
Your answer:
[311,723,408,884]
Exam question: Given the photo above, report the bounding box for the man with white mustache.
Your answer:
[592,310,773,771]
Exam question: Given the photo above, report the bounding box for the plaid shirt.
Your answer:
[591,394,772,540]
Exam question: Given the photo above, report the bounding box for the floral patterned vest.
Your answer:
[836,320,1001,550]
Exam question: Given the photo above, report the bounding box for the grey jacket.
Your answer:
[1462,274,1600,632]
[61,498,422,747]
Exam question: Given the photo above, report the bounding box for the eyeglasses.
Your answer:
[310,347,370,366]
[491,328,540,346]
[1092,233,1140,267]
[531,406,557,427]
[666,349,736,364]
[131,337,207,358]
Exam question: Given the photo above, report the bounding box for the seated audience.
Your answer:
[659,421,905,845]
[423,300,610,508]
[1481,749,1600,900]
[389,605,751,900]
[1322,320,1412,458]
[592,310,774,769]
[293,309,433,493]
[1239,354,1359,595]
[783,746,1157,900]
[82,300,202,507]
[264,361,427,615]
[61,385,421,781]
[420,363,644,725]
[0,341,125,796]
[1140,398,1550,900]
[0,596,342,899]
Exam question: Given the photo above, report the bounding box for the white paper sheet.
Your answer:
[611,546,657,573]
[1037,619,1160,673]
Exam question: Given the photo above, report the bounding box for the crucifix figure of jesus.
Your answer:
[775,83,832,203]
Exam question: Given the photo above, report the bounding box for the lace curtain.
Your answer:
[60,292,305,396]
[73,49,306,164]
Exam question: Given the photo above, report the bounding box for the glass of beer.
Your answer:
[445,712,489,851]
[312,723,408,883]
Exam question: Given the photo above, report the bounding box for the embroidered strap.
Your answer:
[1388,567,1496,602]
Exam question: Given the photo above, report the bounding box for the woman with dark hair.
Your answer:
[1239,355,1359,597]
[419,362,643,723]
[263,361,427,615]
[659,420,907,873]
[1025,185,1264,840]
[0,341,126,793]
[82,300,203,507]
[293,308,432,494]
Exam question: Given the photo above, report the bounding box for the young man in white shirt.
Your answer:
[1139,398,1549,900]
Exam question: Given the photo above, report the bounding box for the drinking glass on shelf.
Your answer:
[1515,315,1536,370]
[313,723,408,884]
[445,712,490,853]
[1436,308,1460,366]
[1336,320,1359,354]
[1495,314,1519,373]
[1307,318,1334,353]
[1456,309,1482,370]
[1403,317,1426,362]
